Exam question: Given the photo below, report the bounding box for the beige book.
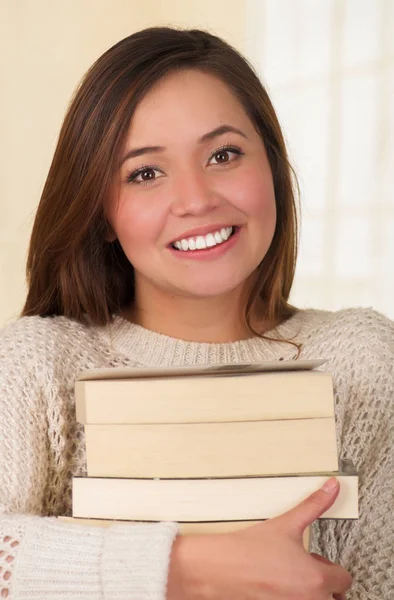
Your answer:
[58,517,311,550]
[75,362,332,425]
[84,417,338,478]
[72,474,358,522]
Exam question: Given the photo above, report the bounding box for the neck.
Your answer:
[123,286,261,344]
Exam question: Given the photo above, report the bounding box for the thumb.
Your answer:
[276,477,340,538]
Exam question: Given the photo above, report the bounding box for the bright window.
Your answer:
[246,0,394,318]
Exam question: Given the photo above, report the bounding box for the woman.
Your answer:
[0,27,392,600]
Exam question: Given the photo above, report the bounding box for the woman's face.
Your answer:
[106,69,276,302]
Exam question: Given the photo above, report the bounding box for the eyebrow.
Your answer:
[120,125,248,165]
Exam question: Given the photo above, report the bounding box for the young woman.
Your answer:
[0,27,392,600]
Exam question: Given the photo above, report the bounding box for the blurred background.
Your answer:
[1,0,393,326]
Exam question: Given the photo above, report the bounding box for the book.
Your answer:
[72,473,358,522]
[75,360,331,424]
[71,360,354,556]
[58,517,311,550]
[59,517,311,551]
[83,417,338,478]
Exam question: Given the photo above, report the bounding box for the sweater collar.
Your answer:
[104,309,318,368]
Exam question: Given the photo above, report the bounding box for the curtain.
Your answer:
[245,0,394,318]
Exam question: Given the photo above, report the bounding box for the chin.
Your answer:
[175,279,247,299]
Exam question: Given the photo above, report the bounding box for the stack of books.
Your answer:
[66,360,358,547]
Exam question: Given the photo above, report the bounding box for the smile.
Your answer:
[172,226,236,252]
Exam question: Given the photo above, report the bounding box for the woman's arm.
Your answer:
[167,480,352,599]
[0,320,178,599]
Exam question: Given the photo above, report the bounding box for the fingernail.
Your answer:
[322,477,339,493]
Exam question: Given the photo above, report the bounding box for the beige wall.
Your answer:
[0,1,246,326]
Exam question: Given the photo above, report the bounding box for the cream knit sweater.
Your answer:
[0,307,393,599]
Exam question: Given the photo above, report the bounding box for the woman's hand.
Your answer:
[167,477,352,600]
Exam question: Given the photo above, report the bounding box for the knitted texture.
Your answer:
[0,307,393,599]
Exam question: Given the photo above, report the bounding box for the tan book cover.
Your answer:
[72,473,358,522]
[58,517,311,551]
[84,417,338,478]
[75,361,330,425]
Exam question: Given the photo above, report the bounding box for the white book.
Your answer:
[72,474,358,522]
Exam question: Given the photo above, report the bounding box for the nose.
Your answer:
[170,167,220,217]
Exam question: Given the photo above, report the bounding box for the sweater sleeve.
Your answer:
[0,319,179,599]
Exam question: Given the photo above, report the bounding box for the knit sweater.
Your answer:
[0,307,393,599]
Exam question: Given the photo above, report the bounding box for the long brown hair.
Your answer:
[23,26,299,336]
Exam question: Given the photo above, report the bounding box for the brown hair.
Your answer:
[22,26,299,338]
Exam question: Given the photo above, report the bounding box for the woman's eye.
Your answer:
[209,146,243,165]
[127,166,163,185]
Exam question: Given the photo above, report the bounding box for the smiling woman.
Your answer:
[103,68,277,340]
[0,25,393,600]
[22,29,297,342]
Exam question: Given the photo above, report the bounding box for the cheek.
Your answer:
[226,166,276,223]
[110,195,164,250]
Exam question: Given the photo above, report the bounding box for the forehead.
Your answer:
[127,69,254,142]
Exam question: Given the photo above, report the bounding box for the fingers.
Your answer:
[320,563,352,598]
[310,553,353,598]
[275,477,340,537]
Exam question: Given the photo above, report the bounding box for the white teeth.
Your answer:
[173,226,234,252]
[221,227,230,240]
[205,233,216,247]
[195,236,206,250]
